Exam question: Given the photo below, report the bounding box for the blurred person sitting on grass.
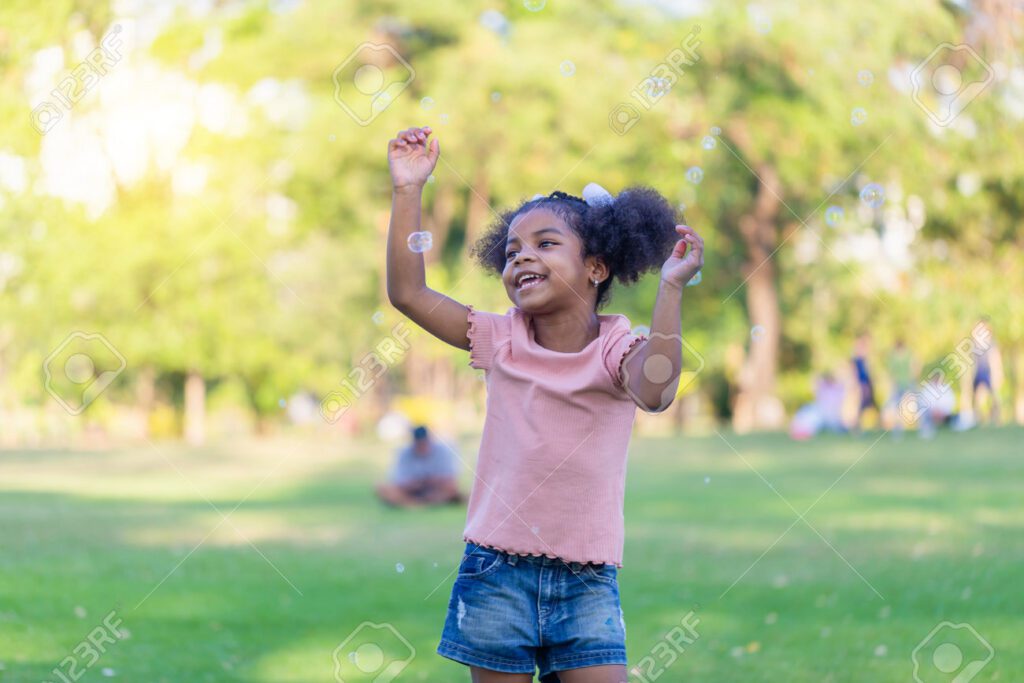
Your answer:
[789,371,846,440]
[375,425,464,508]
[917,375,957,439]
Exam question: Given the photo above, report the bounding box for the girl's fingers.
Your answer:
[676,225,702,241]
[395,126,433,147]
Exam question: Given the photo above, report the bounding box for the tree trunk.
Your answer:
[464,167,491,246]
[136,366,156,439]
[1014,345,1024,425]
[429,183,456,255]
[732,163,786,432]
[184,370,206,446]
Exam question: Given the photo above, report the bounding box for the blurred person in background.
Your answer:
[886,338,917,435]
[816,371,847,433]
[851,333,879,433]
[789,371,846,440]
[918,375,957,439]
[375,425,464,508]
[969,317,1004,427]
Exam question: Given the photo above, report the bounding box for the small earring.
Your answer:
[592,278,599,287]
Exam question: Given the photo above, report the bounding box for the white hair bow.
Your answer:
[581,182,614,207]
[529,183,615,207]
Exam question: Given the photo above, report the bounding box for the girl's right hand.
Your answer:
[388,126,440,190]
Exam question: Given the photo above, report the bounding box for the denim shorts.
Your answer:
[437,543,627,681]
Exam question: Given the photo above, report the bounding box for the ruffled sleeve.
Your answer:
[467,305,512,371]
[602,320,647,390]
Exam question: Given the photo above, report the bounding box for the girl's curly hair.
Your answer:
[471,186,680,308]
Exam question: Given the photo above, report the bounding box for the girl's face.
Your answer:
[501,208,604,313]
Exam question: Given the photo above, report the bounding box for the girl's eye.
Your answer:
[501,241,552,260]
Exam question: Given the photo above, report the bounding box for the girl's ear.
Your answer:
[586,256,610,284]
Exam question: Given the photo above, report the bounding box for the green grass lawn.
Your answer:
[1,427,1022,682]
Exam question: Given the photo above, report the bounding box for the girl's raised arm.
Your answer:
[386,126,471,350]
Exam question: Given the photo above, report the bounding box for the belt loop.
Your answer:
[506,553,519,566]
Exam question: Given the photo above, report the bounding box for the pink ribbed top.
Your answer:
[462,306,643,568]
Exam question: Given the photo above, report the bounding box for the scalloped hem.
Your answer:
[613,333,647,388]
[465,304,488,370]
[463,536,623,568]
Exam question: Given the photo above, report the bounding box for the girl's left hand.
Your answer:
[661,224,704,289]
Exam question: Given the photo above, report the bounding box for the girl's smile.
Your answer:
[501,208,597,311]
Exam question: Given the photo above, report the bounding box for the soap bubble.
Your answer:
[278,398,286,408]
[710,125,722,135]
[704,476,711,484]
[439,113,449,124]
[850,107,867,125]
[644,76,671,99]
[857,69,874,86]
[524,0,546,11]
[747,4,772,33]
[372,311,384,325]
[491,91,501,102]
[632,325,651,337]
[824,205,844,227]
[560,60,576,77]
[420,96,435,110]
[395,562,405,573]
[427,174,435,184]
[407,231,433,253]
[686,166,704,184]
[751,325,766,340]
[874,645,888,657]
[101,669,116,677]
[686,270,702,287]
[701,135,716,150]
[479,10,509,36]
[860,183,885,208]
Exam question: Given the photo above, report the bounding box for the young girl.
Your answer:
[386,126,703,683]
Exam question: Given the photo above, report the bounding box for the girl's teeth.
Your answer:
[519,276,543,289]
